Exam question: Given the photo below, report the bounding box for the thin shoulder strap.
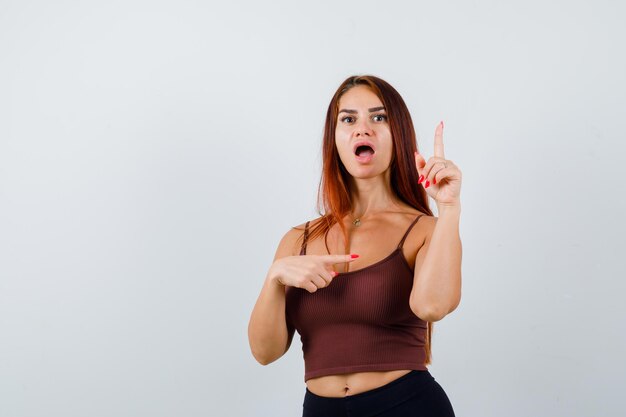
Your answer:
[299,221,310,255]
[397,214,425,249]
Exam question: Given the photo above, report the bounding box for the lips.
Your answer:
[353,140,375,164]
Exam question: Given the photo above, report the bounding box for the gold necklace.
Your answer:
[351,208,398,227]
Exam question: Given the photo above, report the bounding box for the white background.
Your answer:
[1,1,624,416]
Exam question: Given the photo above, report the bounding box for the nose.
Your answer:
[354,118,374,137]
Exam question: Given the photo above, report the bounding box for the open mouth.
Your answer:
[354,144,375,163]
[354,145,375,157]
[354,145,374,156]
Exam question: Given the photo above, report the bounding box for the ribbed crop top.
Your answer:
[285,214,428,382]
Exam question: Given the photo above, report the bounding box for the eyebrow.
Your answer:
[338,106,386,114]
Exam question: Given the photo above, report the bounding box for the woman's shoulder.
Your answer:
[406,208,436,223]
[409,210,437,240]
[412,209,435,223]
[391,209,436,242]
[390,208,433,224]
[291,215,326,233]
[273,216,325,258]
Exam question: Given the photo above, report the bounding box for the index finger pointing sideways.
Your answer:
[320,254,360,264]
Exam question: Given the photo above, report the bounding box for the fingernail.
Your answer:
[418,175,424,184]
[332,271,339,277]
[433,178,436,185]
[350,254,359,258]
[440,121,444,129]
[425,180,430,188]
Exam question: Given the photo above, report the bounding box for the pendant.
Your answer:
[353,218,361,227]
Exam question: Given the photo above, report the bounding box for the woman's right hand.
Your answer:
[269,254,359,293]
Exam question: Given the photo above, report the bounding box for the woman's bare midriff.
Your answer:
[306,369,413,397]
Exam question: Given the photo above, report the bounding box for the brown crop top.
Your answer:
[284,214,429,382]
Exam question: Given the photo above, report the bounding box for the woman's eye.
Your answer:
[340,115,386,123]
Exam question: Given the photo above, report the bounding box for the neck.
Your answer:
[349,169,400,220]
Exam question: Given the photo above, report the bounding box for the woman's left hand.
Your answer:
[414,121,462,207]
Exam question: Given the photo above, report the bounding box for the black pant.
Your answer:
[302,370,456,417]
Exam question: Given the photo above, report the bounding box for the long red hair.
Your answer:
[296,74,435,364]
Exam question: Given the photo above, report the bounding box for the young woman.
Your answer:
[248,75,462,416]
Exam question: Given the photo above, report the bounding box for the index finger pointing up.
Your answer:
[434,121,445,159]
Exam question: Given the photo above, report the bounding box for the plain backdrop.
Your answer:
[1,1,625,416]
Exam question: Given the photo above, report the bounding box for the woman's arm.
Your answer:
[247,228,298,365]
[409,204,462,322]
[410,122,463,321]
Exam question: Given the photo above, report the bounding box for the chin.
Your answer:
[347,167,386,180]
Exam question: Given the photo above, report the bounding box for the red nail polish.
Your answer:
[425,180,430,188]
[351,254,359,258]
[433,178,436,185]
[418,175,424,184]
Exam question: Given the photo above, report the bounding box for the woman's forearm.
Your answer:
[247,272,291,365]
